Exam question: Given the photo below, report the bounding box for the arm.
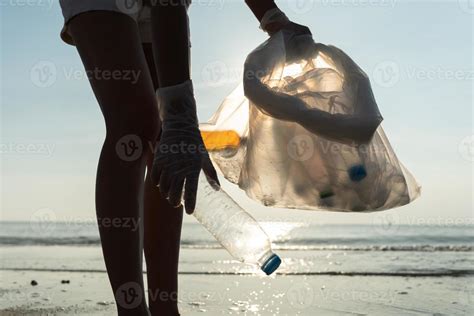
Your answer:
[149,3,220,214]
[245,1,311,37]
[150,3,190,87]
[245,0,278,21]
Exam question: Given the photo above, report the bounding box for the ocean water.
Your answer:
[1,221,473,276]
[1,221,473,250]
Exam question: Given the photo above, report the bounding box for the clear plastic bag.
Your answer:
[200,30,420,212]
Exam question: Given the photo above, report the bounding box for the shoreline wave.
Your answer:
[0,237,472,252]
[1,267,473,277]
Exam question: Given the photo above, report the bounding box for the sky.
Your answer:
[0,0,473,225]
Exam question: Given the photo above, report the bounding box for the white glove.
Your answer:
[151,80,220,214]
[260,8,311,37]
[260,8,313,63]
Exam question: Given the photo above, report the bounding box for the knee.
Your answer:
[105,95,161,146]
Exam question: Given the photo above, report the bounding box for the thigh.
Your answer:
[68,11,159,141]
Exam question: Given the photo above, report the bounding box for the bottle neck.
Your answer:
[257,249,275,267]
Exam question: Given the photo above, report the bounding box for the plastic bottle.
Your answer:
[193,173,281,275]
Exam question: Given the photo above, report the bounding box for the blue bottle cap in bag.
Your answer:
[348,165,367,182]
[261,254,281,275]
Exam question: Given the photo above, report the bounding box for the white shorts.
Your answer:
[59,0,191,46]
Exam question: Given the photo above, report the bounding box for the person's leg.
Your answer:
[68,12,159,316]
[142,43,184,316]
[143,3,192,313]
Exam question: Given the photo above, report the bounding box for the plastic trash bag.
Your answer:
[200,30,420,212]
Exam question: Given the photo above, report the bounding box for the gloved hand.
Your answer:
[151,80,220,214]
[260,8,313,63]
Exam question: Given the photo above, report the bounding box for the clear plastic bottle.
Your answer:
[193,173,281,275]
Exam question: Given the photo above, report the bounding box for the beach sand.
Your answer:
[1,246,472,315]
[1,223,473,315]
[0,270,472,315]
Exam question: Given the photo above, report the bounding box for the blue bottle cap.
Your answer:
[348,165,367,182]
[261,254,281,275]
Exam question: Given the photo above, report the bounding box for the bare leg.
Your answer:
[142,43,184,316]
[68,12,159,316]
[143,2,191,314]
